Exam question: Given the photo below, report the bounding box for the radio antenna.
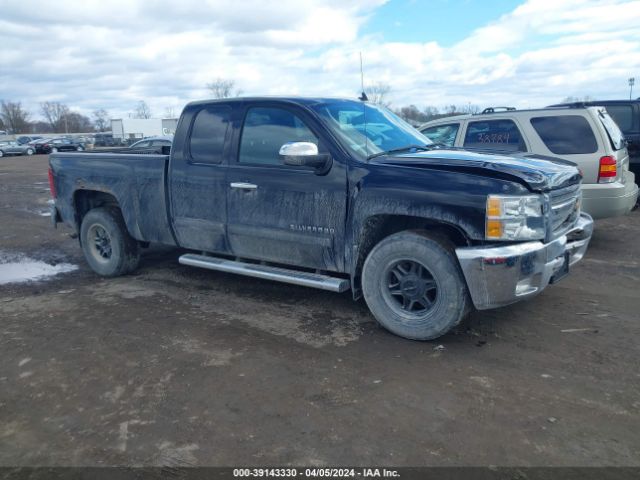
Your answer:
[358,51,369,158]
[359,52,368,102]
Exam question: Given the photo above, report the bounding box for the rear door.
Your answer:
[169,104,232,253]
[226,103,348,272]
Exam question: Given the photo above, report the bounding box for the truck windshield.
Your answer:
[311,100,432,160]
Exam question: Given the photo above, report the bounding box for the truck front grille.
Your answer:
[549,183,581,238]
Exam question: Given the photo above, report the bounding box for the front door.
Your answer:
[226,104,347,272]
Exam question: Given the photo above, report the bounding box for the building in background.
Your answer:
[110,118,178,143]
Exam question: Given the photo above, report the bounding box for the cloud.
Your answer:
[0,0,638,121]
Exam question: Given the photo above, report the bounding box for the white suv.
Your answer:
[419,106,638,219]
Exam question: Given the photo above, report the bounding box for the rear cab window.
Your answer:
[463,119,526,152]
[189,106,231,164]
[420,123,460,147]
[530,115,598,154]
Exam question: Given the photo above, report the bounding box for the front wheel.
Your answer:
[51,147,58,153]
[80,207,140,276]
[362,231,470,340]
[25,148,34,156]
[0,150,3,158]
[76,146,84,152]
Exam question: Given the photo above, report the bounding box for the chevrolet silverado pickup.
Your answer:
[49,97,594,340]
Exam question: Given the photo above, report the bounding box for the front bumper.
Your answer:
[455,213,594,310]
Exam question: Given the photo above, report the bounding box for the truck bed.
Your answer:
[49,152,176,245]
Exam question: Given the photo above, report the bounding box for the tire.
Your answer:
[51,147,58,153]
[76,146,83,152]
[26,148,34,156]
[362,231,469,341]
[0,150,3,158]
[80,207,140,277]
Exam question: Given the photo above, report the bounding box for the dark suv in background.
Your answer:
[551,99,640,176]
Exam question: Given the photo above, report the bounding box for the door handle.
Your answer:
[230,182,258,190]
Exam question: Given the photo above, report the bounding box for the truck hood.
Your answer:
[371,149,581,192]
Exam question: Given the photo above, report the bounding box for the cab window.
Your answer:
[189,106,231,164]
[239,107,318,165]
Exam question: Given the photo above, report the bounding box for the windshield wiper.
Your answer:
[366,144,441,160]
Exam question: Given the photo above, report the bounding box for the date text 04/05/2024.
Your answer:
[232,468,400,478]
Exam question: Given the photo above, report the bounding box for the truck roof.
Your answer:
[185,96,358,108]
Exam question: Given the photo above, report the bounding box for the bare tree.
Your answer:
[395,105,430,125]
[133,101,152,119]
[41,101,70,133]
[445,104,458,115]
[1,101,31,133]
[462,103,480,114]
[423,106,440,118]
[65,112,94,133]
[562,95,595,103]
[93,109,109,132]
[207,78,242,99]
[364,82,392,107]
[30,121,50,134]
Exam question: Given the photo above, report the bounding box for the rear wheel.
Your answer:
[25,148,34,156]
[76,146,84,152]
[0,150,3,158]
[362,231,469,340]
[80,207,140,276]
[51,147,58,153]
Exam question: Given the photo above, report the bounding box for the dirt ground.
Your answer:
[1,154,639,467]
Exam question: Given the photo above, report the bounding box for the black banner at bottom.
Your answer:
[0,467,639,480]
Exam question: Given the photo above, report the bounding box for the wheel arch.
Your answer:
[350,214,471,299]
[73,189,142,242]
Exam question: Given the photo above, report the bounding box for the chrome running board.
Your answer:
[179,254,350,293]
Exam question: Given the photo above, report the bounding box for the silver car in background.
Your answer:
[420,106,638,219]
[0,141,36,157]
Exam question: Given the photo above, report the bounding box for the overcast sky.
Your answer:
[1,0,639,120]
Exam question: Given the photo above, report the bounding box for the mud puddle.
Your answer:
[0,252,77,285]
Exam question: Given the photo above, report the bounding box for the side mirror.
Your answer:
[279,142,331,171]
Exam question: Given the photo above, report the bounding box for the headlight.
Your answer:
[486,194,545,241]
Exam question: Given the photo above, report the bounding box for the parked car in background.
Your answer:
[29,138,55,154]
[94,133,120,147]
[420,106,638,219]
[549,99,640,176]
[127,136,173,153]
[41,138,86,154]
[16,135,42,145]
[0,140,36,157]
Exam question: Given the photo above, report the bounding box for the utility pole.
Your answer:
[629,77,635,100]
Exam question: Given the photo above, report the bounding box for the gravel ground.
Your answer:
[0,154,639,467]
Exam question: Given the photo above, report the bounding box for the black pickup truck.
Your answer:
[49,97,594,340]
